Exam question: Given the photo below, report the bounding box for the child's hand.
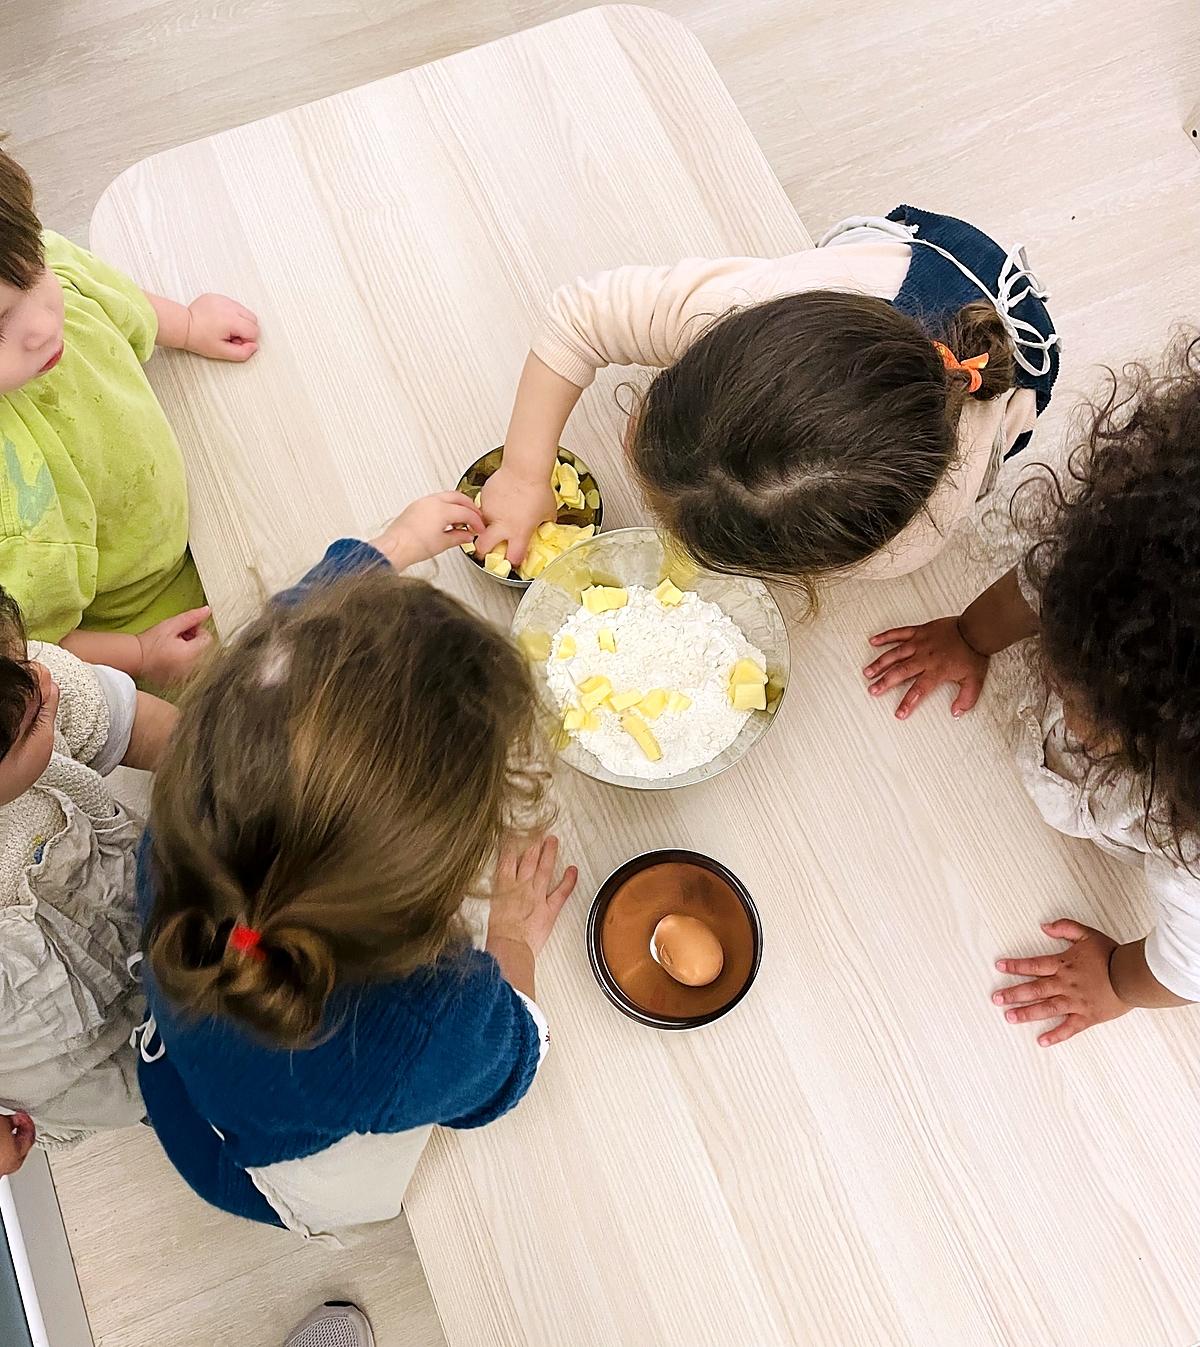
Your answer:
[992,920,1130,1046]
[185,294,260,362]
[137,607,215,687]
[487,835,578,958]
[0,1111,36,1177]
[475,463,557,568]
[863,617,989,720]
[370,492,485,571]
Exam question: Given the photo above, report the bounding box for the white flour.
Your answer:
[546,586,766,780]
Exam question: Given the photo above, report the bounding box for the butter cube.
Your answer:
[729,658,767,687]
[483,552,512,578]
[556,462,580,497]
[609,688,643,712]
[581,710,602,732]
[620,712,662,762]
[585,488,601,511]
[461,540,476,556]
[563,706,586,731]
[638,688,669,720]
[582,586,629,615]
[556,635,577,660]
[732,682,767,711]
[579,675,612,712]
[598,628,617,653]
[517,630,551,662]
[537,521,558,541]
[654,578,685,607]
[666,691,692,714]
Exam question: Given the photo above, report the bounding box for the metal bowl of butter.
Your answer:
[455,446,604,589]
[511,527,789,790]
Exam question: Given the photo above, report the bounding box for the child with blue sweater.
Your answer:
[134,495,577,1239]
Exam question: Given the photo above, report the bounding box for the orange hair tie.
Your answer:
[932,340,989,395]
[229,924,266,962]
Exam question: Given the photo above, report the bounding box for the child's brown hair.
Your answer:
[144,569,549,1049]
[630,291,1014,601]
[1020,333,1200,856]
[0,588,37,757]
[0,146,44,291]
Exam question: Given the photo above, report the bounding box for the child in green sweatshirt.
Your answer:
[0,146,260,685]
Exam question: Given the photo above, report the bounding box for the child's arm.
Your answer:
[62,606,213,687]
[144,292,259,363]
[368,492,485,571]
[474,355,584,565]
[992,919,1193,1047]
[484,834,578,1001]
[863,566,1039,719]
[123,692,178,771]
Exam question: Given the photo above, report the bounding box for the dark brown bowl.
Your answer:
[586,849,763,1030]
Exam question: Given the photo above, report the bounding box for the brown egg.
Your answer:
[650,913,725,987]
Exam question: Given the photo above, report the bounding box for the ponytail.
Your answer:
[939,300,1015,404]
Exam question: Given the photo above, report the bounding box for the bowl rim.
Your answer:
[515,525,791,791]
[586,848,764,1031]
[455,446,604,589]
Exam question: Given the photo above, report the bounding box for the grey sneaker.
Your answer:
[283,1302,375,1347]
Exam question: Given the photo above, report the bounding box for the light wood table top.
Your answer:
[91,8,1200,1346]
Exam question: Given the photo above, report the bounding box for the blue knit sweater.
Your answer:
[135,541,541,1228]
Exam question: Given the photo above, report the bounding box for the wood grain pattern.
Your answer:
[42,1,1200,1345]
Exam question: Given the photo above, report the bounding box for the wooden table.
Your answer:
[92,9,1200,1346]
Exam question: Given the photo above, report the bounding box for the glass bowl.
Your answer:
[512,527,790,790]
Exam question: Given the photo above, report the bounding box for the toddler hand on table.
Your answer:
[863,617,990,720]
[0,1110,36,1177]
[485,835,578,1001]
[992,920,1130,1047]
[370,492,486,571]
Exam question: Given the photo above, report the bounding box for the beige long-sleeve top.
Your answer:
[531,245,1038,580]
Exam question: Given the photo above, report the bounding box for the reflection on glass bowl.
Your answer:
[512,527,789,791]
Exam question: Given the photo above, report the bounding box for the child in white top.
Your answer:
[864,336,1200,1044]
[478,207,1059,598]
[0,586,176,1153]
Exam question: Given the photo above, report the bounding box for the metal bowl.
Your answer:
[586,849,763,1030]
[455,446,604,590]
[512,527,789,789]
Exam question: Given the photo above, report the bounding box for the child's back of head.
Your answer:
[630,291,1014,597]
[1022,334,1200,850]
[145,569,547,1048]
[0,146,43,292]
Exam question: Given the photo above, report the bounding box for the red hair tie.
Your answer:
[229,924,266,962]
[932,340,989,395]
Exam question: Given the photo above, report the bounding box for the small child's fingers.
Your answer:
[443,503,485,535]
[515,839,544,883]
[863,643,915,679]
[894,676,936,720]
[1005,997,1069,1025]
[534,835,560,889]
[548,865,579,910]
[868,627,915,647]
[868,660,921,698]
[995,954,1060,977]
[438,490,484,510]
[992,978,1058,1007]
[472,524,506,557]
[221,339,259,362]
[1041,919,1088,943]
[165,605,213,635]
[1038,1015,1087,1047]
[951,677,983,718]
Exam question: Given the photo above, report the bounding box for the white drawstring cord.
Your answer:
[818,214,1062,379]
[126,952,165,1063]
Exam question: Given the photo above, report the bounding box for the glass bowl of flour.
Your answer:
[512,527,789,790]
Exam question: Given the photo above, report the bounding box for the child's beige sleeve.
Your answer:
[29,642,114,766]
[530,256,792,389]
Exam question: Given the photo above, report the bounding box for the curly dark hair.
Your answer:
[1019,333,1200,855]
